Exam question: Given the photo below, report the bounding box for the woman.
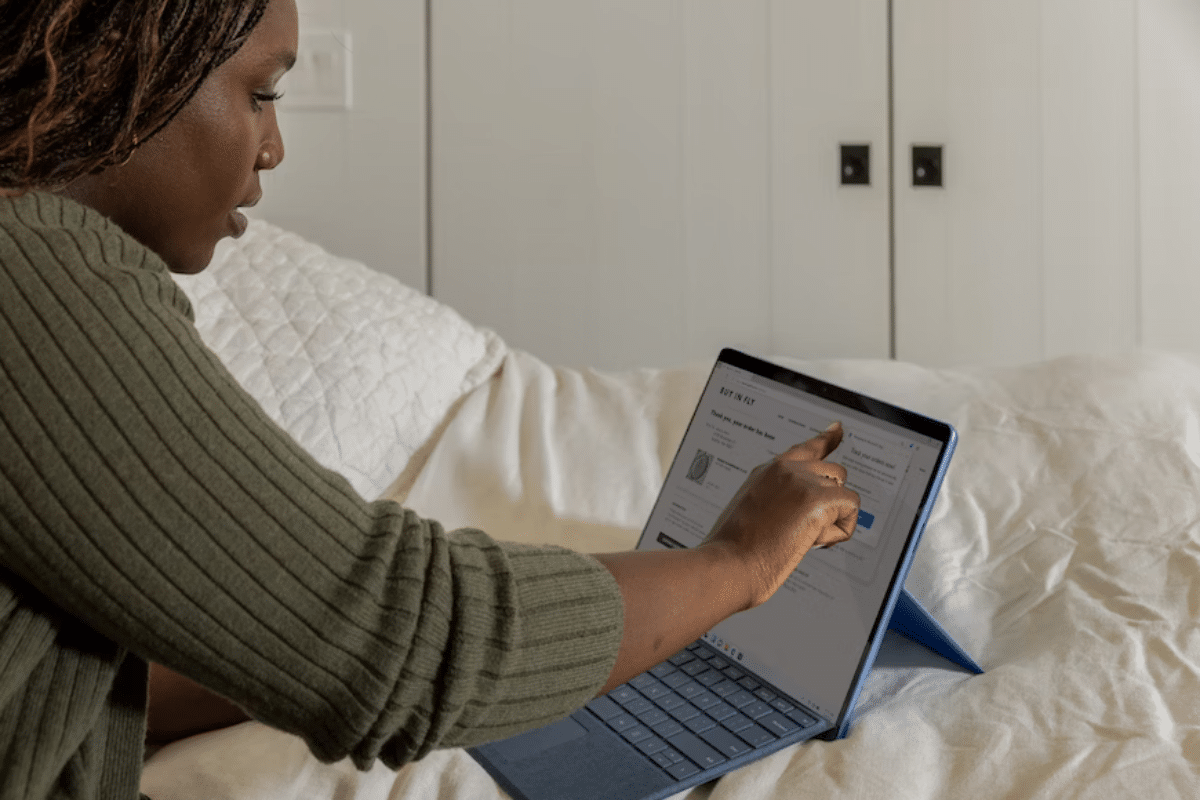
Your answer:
[0,1,859,798]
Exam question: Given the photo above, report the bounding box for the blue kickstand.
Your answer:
[887,588,984,674]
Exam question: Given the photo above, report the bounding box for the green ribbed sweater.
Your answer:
[0,192,624,799]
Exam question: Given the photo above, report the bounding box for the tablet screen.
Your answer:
[636,350,955,724]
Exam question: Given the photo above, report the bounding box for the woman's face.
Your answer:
[60,0,299,274]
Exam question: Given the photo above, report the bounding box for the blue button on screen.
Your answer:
[857,510,875,529]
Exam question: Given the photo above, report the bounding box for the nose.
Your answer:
[257,111,285,170]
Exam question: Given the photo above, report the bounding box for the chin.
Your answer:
[164,241,219,275]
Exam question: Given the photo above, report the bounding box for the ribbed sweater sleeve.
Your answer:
[0,193,623,793]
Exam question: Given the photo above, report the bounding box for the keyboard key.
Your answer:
[693,645,718,660]
[721,712,753,732]
[607,713,638,732]
[758,712,801,737]
[610,685,639,705]
[683,714,716,734]
[696,670,723,687]
[641,682,673,701]
[652,719,684,739]
[700,726,754,759]
[709,656,730,670]
[651,750,675,769]
[586,696,622,720]
[706,702,737,722]
[666,760,701,780]
[655,693,686,712]
[685,642,703,652]
[661,671,692,689]
[741,701,773,720]
[681,660,709,677]
[770,698,795,713]
[722,667,745,681]
[726,690,755,708]
[676,682,704,700]
[622,725,654,744]
[710,680,740,698]
[667,731,727,770]
[735,724,777,748]
[754,688,777,702]
[691,691,719,710]
[786,708,818,727]
[629,674,659,691]
[650,662,676,678]
[669,651,696,666]
[668,703,701,722]
[636,707,670,728]
[738,677,761,692]
[636,735,668,755]
[624,697,653,716]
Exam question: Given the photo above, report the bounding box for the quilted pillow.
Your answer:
[173,220,507,500]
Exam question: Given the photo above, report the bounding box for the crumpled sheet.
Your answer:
[142,348,1200,800]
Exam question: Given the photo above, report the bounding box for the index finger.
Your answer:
[780,421,844,462]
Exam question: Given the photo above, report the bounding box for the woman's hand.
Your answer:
[701,422,860,609]
[594,423,860,693]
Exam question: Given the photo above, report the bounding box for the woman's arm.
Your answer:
[142,428,856,736]
[146,663,250,745]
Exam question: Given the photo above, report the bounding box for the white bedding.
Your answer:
[144,223,1199,799]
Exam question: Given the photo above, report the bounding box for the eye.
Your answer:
[251,91,284,112]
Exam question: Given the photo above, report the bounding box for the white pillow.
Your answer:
[173,220,507,500]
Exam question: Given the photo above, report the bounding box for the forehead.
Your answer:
[237,0,299,71]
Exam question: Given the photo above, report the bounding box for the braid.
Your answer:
[0,0,271,191]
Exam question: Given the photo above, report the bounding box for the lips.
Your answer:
[229,191,261,239]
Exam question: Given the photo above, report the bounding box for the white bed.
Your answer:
[143,221,1198,800]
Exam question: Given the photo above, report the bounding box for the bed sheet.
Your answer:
[143,346,1200,800]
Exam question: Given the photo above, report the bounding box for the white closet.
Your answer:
[429,0,1200,370]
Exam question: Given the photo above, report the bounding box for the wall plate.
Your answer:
[281,30,353,111]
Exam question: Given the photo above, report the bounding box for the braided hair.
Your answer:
[0,0,271,191]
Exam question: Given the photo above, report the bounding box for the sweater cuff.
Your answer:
[444,540,624,748]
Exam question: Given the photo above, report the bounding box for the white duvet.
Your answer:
[144,222,1198,799]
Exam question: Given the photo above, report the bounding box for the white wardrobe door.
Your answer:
[893,0,1139,367]
[431,0,889,369]
[769,0,891,362]
[1140,0,1200,353]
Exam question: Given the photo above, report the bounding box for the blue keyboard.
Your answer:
[583,641,823,781]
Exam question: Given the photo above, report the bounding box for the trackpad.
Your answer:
[489,716,588,761]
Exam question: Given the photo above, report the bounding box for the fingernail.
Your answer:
[824,422,840,432]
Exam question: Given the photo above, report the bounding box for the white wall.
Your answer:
[251,0,428,291]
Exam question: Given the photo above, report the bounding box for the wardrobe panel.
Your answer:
[1140,0,1200,354]
[769,0,891,361]
[894,0,1140,367]
[431,1,887,369]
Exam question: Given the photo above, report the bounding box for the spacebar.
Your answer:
[666,731,727,770]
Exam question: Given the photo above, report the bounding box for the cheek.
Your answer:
[183,111,258,209]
